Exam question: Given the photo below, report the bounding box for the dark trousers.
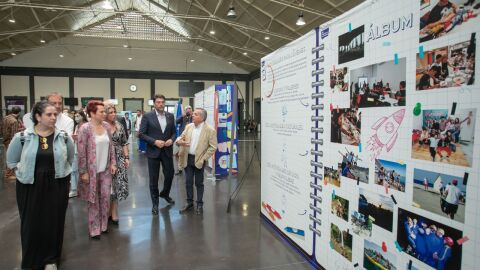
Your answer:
[185,154,205,206]
[147,152,174,206]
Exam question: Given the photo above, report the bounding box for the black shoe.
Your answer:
[152,205,159,215]
[102,229,108,234]
[160,195,175,204]
[179,203,194,214]
[110,219,119,226]
[175,170,183,175]
[91,235,101,240]
[195,205,203,215]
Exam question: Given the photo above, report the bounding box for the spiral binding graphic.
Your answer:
[310,32,325,240]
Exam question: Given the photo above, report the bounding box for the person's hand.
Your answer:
[111,164,117,175]
[124,159,130,169]
[154,140,165,149]
[81,173,89,184]
[178,138,190,147]
[165,139,173,147]
[72,134,78,141]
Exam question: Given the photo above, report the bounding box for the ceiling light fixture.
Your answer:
[228,61,232,64]
[243,52,248,55]
[209,21,215,35]
[10,52,16,56]
[296,12,306,26]
[123,44,128,48]
[40,39,46,43]
[59,54,64,58]
[226,5,237,19]
[101,0,114,10]
[198,48,203,52]
[190,59,195,62]
[128,57,133,60]
[264,36,270,40]
[8,8,15,23]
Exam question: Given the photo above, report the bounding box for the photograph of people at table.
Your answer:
[349,58,406,108]
[416,33,475,90]
[419,0,479,43]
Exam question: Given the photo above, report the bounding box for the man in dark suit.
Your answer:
[117,113,131,139]
[139,94,176,215]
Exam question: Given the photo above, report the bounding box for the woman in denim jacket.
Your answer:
[6,101,74,270]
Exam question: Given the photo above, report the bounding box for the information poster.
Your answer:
[215,84,238,176]
[261,31,315,254]
[261,0,480,269]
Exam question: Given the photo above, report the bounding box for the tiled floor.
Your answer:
[0,133,312,270]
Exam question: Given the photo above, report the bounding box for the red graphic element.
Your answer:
[457,236,469,245]
[265,65,275,98]
[330,103,333,112]
[367,109,406,160]
[382,242,387,252]
[262,201,282,221]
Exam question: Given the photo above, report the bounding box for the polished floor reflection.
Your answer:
[0,133,312,270]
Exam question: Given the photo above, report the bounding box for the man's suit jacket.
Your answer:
[117,116,130,139]
[176,122,217,169]
[139,110,176,158]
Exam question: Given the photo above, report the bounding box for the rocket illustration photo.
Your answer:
[367,109,406,160]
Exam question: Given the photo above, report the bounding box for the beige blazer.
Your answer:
[176,122,217,169]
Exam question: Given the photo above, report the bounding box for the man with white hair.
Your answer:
[47,92,74,135]
[176,108,217,214]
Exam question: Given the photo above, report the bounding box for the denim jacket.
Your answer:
[6,128,75,184]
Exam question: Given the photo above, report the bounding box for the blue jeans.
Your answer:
[70,152,78,192]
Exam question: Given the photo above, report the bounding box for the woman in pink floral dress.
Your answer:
[77,100,117,239]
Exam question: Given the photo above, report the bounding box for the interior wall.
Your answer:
[115,78,150,111]
[0,75,252,116]
[34,76,69,102]
[1,75,29,111]
[252,78,261,120]
[74,78,110,109]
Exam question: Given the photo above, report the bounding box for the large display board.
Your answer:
[261,31,315,254]
[261,1,480,269]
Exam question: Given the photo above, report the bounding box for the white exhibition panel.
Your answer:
[261,31,315,255]
[261,0,480,269]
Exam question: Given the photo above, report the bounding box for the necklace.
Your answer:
[39,136,49,150]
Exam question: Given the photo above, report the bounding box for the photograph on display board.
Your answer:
[330,66,350,93]
[359,188,394,232]
[363,239,397,270]
[325,166,341,187]
[338,150,369,184]
[416,34,475,90]
[351,210,372,237]
[419,0,479,43]
[421,0,431,10]
[375,159,407,192]
[331,108,361,146]
[330,223,353,262]
[412,168,466,223]
[350,58,406,108]
[411,108,476,167]
[331,194,349,221]
[338,25,364,64]
[397,208,463,270]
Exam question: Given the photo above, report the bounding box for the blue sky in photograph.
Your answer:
[413,168,466,193]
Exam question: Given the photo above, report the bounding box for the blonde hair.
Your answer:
[104,103,117,123]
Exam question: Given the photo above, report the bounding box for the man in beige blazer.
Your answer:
[176,108,217,214]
